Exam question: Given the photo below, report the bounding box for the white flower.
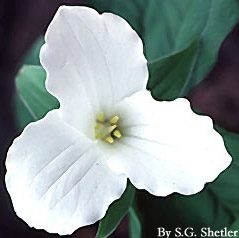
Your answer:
[6,5,231,236]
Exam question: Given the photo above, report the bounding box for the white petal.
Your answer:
[104,91,231,196]
[40,6,148,137]
[6,110,127,235]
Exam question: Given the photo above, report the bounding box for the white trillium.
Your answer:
[6,5,231,236]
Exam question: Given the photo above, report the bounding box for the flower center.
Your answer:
[95,112,122,144]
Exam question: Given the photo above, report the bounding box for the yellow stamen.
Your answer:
[97,112,105,122]
[95,134,102,140]
[95,123,102,130]
[95,112,122,144]
[110,116,119,124]
[105,136,114,144]
[107,125,117,133]
[113,130,122,138]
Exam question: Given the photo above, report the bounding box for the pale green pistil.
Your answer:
[95,112,122,144]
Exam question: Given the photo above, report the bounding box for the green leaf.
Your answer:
[15,65,59,130]
[88,0,239,89]
[215,127,239,159]
[15,93,35,130]
[129,206,142,238]
[23,37,44,65]
[147,40,198,100]
[96,183,135,238]
[139,127,239,237]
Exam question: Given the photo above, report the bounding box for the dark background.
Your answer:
[0,0,238,237]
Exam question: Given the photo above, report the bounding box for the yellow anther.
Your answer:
[97,112,105,122]
[95,112,122,144]
[113,130,122,138]
[105,136,114,144]
[95,123,102,130]
[95,134,102,140]
[110,116,119,124]
[107,125,117,133]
